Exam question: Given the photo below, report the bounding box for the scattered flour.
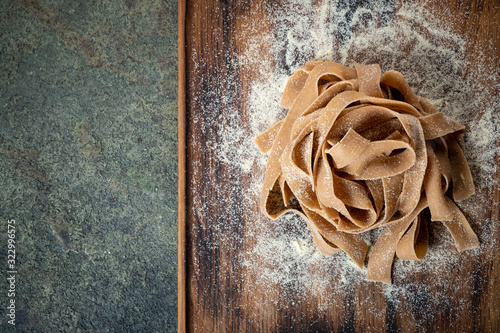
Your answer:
[188,0,499,328]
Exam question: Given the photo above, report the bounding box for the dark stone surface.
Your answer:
[0,0,178,331]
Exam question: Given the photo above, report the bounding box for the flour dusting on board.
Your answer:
[190,0,498,327]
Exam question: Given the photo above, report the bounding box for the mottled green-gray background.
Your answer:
[0,0,177,331]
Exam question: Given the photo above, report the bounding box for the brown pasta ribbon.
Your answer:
[255,61,479,285]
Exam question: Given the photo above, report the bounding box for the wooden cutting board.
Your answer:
[178,0,500,332]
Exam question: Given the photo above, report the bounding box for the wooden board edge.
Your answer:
[177,0,187,332]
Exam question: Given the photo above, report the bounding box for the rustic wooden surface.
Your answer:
[179,0,500,332]
[178,0,187,332]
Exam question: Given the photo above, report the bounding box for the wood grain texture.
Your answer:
[179,0,500,332]
[178,0,187,332]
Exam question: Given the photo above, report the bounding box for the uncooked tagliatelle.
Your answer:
[255,61,479,285]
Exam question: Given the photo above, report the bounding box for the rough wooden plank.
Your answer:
[178,0,187,332]
[181,0,500,331]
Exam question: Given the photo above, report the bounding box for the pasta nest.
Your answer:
[255,61,479,284]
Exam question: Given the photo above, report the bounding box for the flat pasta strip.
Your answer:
[256,61,479,284]
[255,119,284,154]
[396,214,429,261]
